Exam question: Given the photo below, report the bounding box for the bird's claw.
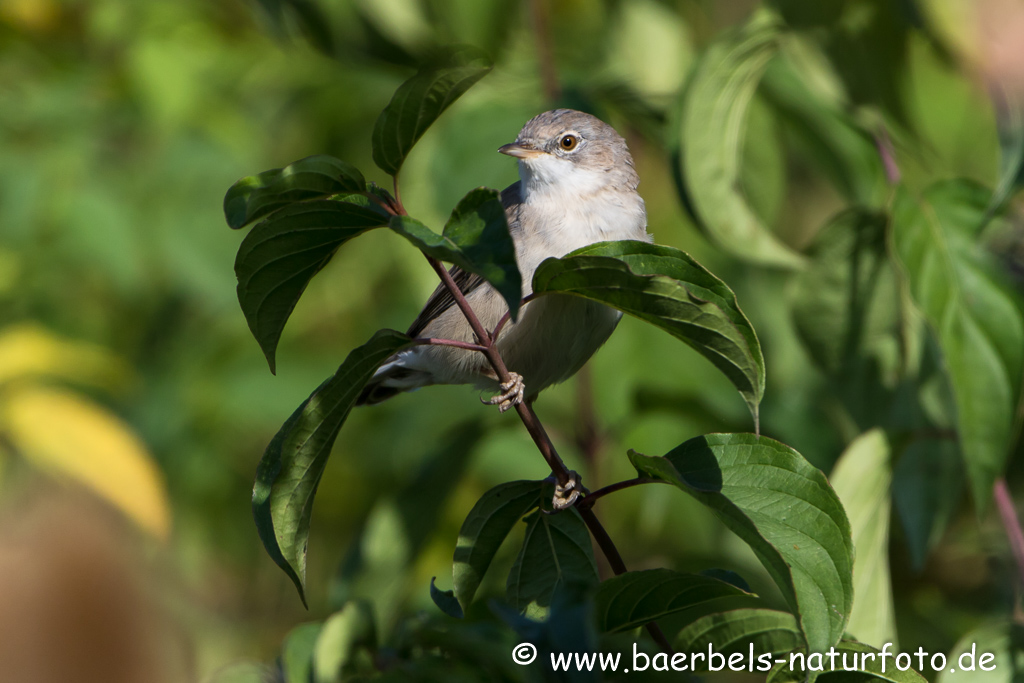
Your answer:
[552,471,585,510]
[481,372,525,413]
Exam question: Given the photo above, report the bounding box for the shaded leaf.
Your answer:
[372,47,493,176]
[629,434,853,653]
[313,601,376,683]
[890,180,1024,509]
[389,188,521,318]
[224,156,366,230]
[532,240,764,426]
[936,621,1024,683]
[506,509,599,611]
[235,198,390,372]
[252,329,415,605]
[989,89,1024,218]
[675,608,804,664]
[829,429,896,648]
[892,438,962,570]
[442,480,543,615]
[768,640,927,683]
[594,568,751,634]
[674,13,804,268]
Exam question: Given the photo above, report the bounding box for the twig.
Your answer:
[874,127,901,185]
[527,0,560,102]
[994,478,1024,589]
[578,478,655,509]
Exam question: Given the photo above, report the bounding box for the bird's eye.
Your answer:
[559,134,579,151]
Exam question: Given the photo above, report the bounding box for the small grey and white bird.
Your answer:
[358,109,651,410]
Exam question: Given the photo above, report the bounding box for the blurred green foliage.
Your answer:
[2,0,1024,681]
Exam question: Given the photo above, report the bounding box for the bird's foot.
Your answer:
[481,372,525,413]
[552,471,585,511]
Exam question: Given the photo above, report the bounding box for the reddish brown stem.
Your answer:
[995,478,1024,589]
[578,478,655,509]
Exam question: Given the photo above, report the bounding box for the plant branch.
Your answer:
[994,478,1024,589]
[491,293,536,339]
[527,0,560,102]
[413,337,489,353]
[578,477,655,509]
[578,507,673,652]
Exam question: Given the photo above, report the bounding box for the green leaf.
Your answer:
[313,601,376,683]
[447,480,543,614]
[792,209,897,377]
[532,240,765,427]
[594,568,752,634]
[892,438,962,570]
[235,198,391,372]
[389,188,522,319]
[282,622,322,683]
[761,58,885,206]
[937,621,1024,683]
[829,429,896,648]
[890,180,1024,509]
[506,509,599,611]
[990,91,1024,217]
[224,155,367,230]
[768,640,928,683]
[372,46,493,176]
[629,434,854,653]
[673,13,805,269]
[252,329,415,605]
[675,608,804,664]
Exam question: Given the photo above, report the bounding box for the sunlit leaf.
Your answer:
[890,180,1024,509]
[224,155,367,230]
[629,434,853,653]
[936,621,1023,683]
[506,509,598,611]
[235,197,391,373]
[313,601,376,683]
[2,385,171,539]
[594,569,751,634]
[0,324,131,390]
[674,13,805,268]
[532,240,765,427]
[389,187,521,319]
[252,329,415,604]
[829,429,896,648]
[768,640,927,683]
[372,46,493,176]
[438,480,543,616]
[675,608,804,664]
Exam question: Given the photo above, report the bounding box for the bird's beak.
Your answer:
[498,142,544,159]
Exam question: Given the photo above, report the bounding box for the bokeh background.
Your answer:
[1,0,1022,680]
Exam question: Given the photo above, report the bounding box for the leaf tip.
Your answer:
[430,577,465,618]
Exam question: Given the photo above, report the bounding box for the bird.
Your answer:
[358,109,651,411]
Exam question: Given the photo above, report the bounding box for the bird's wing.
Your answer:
[405,182,524,338]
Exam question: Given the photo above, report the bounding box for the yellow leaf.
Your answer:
[0,324,131,390]
[2,386,171,540]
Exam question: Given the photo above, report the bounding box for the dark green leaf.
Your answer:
[673,13,804,268]
[506,509,599,611]
[429,579,463,619]
[252,329,415,604]
[372,47,493,176]
[768,640,927,683]
[891,180,1024,509]
[629,434,854,653]
[675,609,804,665]
[235,198,390,372]
[282,622,322,683]
[224,156,367,230]
[892,438,962,570]
[313,601,376,683]
[389,188,522,318]
[532,240,765,427]
[449,480,543,614]
[761,59,886,206]
[594,569,752,634]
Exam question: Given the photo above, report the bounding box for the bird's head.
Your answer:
[499,109,638,197]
